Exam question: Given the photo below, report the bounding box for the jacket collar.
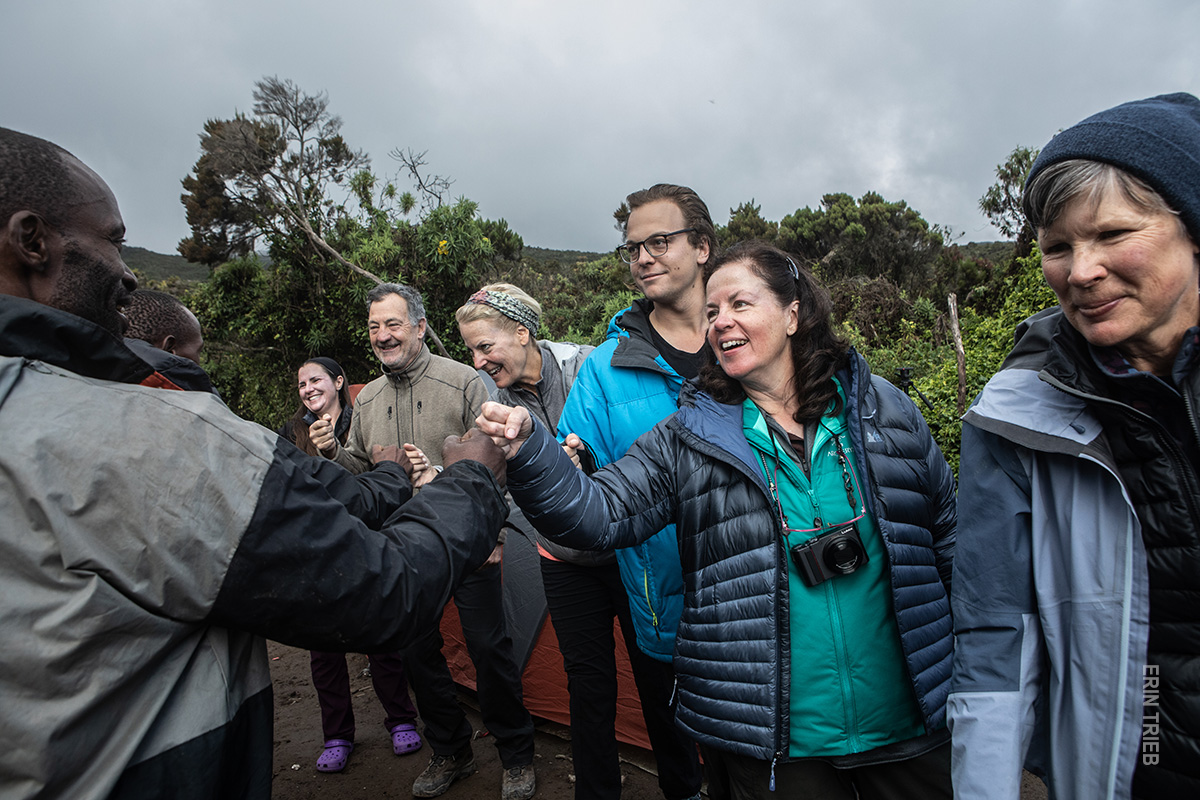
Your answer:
[608,298,683,379]
[0,295,153,384]
[383,342,432,385]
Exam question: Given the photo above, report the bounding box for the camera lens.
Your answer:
[823,536,865,575]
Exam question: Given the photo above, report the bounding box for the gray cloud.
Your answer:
[4,0,1197,257]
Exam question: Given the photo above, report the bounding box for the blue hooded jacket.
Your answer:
[556,298,688,661]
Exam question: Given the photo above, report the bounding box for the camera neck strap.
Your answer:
[757,422,865,534]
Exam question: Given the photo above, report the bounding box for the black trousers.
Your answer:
[308,650,418,741]
[402,562,535,767]
[700,740,953,800]
[541,557,702,800]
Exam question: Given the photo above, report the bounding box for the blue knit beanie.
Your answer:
[1026,92,1200,243]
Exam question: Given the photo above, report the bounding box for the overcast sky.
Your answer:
[5,1,1198,257]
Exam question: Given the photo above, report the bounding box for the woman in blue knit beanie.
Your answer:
[951,93,1200,800]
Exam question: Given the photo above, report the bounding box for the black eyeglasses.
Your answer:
[615,228,696,264]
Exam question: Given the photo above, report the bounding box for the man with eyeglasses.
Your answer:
[553,184,710,800]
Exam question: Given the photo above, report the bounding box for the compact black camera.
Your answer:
[790,522,869,587]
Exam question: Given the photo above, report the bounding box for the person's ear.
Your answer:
[696,236,711,266]
[6,211,56,272]
[335,375,345,390]
[416,318,427,339]
[517,325,530,346]
[161,334,177,353]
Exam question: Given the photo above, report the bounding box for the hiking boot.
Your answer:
[412,745,476,798]
[501,764,536,800]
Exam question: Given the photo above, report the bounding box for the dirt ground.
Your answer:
[267,641,669,800]
[268,640,1049,800]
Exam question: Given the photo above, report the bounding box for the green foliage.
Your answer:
[181,79,539,424]
[777,192,945,296]
[495,253,633,346]
[717,199,778,246]
[124,246,208,282]
[866,247,1057,471]
[980,145,1039,257]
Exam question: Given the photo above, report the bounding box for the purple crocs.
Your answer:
[391,723,423,756]
[316,739,353,773]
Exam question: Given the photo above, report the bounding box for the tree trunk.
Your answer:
[948,293,967,416]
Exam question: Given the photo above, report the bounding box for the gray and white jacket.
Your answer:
[0,296,507,800]
[950,308,1153,800]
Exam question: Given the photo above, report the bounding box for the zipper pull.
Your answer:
[770,753,778,792]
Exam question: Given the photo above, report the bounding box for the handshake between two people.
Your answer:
[368,430,510,488]
[309,411,511,487]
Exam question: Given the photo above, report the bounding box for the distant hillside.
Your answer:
[958,240,1015,265]
[522,245,608,268]
[124,246,208,281]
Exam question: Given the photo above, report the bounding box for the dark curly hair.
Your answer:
[699,240,850,424]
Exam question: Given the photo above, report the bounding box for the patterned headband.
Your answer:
[468,290,540,332]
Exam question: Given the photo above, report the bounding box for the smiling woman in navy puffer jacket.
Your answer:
[479,241,956,799]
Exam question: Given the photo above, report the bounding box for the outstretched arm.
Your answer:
[210,435,508,653]
[479,403,679,553]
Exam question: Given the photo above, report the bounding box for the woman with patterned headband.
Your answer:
[457,284,701,800]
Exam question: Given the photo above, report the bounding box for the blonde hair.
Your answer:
[455,283,542,334]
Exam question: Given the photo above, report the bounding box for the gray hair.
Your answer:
[366,282,426,324]
[1023,159,1181,234]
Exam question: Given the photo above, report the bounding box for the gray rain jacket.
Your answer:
[0,296,507,800]
[950,308,1156,800]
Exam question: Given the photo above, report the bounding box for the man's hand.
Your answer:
[404,443,437,488]
[476,401,533,458]
[309,414,338,456]
[371,444,414,478]
[563,433,584,470]
[442,428,507,487]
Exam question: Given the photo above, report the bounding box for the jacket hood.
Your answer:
[964,306,1104,456]
[0,295,153,384]
[605,297,653,343]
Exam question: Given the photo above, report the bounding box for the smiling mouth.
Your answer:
[485,365,502,376]
[720,339,748,351]
[1074,297,1122,316]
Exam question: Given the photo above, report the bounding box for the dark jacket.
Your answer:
[0,296,508,800]
[124,335,220,396]
[508,352,956,760]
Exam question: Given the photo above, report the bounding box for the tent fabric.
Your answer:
[440,518,653,751]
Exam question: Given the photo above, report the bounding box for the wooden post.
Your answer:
[948,293,967,416]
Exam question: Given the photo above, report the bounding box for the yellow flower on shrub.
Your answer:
[437,239,449,255]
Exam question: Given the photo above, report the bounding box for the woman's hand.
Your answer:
[403,443,438,488]
[308,414,338,455]
[476,401,533,458]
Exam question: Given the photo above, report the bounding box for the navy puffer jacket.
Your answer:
[507,352,956,760]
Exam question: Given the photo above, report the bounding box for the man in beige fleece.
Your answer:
[314,282,536,800]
